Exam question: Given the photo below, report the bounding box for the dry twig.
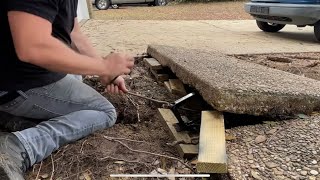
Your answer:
[126,95,141,122]
[50,155,55,180]
[127,91,171,106]
[102,136,196,173]
[80,140,87,154]
[100,156,151,167]
[35,161,43,180]
[166,136,199,146]
[103,135,148,144]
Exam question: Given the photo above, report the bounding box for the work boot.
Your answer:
[0,132,30,180]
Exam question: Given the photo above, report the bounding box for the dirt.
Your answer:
[25,56,209,180]
[235,52,320,81]
[92,2,251,20]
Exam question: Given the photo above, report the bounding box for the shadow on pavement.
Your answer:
[254,31,318,44]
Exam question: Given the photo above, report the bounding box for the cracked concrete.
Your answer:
[147,45,320,116]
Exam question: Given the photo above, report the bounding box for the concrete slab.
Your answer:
[82,20,320,56]
[147,45,320,116]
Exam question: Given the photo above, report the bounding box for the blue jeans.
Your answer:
[0,75,116,165]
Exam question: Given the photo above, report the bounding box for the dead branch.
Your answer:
[102,136,196,173]
[126,95,141,122]
[35,161,43,180]
[100,156,151,167]
[103,135,149,144]
[267,56,293,63]
[80,140,87,154]
[167,136,199,146]
[61,168,92,180]
[50,155,55,180]
[127,91,171,106]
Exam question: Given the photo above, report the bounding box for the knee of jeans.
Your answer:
[106,108,117,127]
[95,99,117,127]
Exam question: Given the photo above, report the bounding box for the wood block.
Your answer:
[169,79,187,96]
[164,81,172,93]
[158,108,198,159]
[158,108,190,142]
[151,69,169,82]
[178,144,199,159]
[196,111,227,173]
[143,58,162,70]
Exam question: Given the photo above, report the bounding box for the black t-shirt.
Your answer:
[0,0,78,91]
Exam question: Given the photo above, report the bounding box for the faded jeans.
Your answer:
[0,75,116,165]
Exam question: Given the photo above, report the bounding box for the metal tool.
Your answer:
[170,93,198,131]
[127,92,200,132]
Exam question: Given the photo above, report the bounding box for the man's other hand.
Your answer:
[100,53,134,85]
[105,76,128,94]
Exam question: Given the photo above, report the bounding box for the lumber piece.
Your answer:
[197,111,227,173]
[158,108,198,159]
[151,69,169,82]
[164,81,172,93]
[169,79,187,96]
[178,144,199,159]
[143,58,162,70]
[158,108,190,142]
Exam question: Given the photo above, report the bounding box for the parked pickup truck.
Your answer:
[93,0,167,10]
[244,0,320,41]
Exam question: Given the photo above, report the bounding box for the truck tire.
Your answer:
[314,21,320,41]
[155,0,167,6]
[256,20,285,32]
[95,0,110,10]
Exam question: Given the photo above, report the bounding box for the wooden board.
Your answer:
[151,69,169,82]
[158,108,198,159]
[169,79,187,96]
[196,111,227,173]
[178,144,199,159]
[164,81,172,93]
[143,58,162,70]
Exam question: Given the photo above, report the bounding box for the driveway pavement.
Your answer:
[81,19,319,56]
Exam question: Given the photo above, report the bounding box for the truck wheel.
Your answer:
[155,0,167,6]
[256,20,285,32]
[314,21,320,41]
[95,0,110,10]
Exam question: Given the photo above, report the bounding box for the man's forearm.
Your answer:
[20,35,107,76]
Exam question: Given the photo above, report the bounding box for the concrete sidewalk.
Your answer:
[82,19,319,56]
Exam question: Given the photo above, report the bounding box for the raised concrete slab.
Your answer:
[147,45,320,116]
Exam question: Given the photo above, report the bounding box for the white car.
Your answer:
[92,0,167,10]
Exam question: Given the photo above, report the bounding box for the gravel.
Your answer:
[92,2,251,20]
[227,116,320,180]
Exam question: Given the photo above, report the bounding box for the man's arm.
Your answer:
[8,11,133,83]
[70,18,100,59]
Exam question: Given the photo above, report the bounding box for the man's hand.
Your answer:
[106,76,128,94]
[100,53,134,85]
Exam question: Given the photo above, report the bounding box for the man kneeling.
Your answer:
[0,1,134,179]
